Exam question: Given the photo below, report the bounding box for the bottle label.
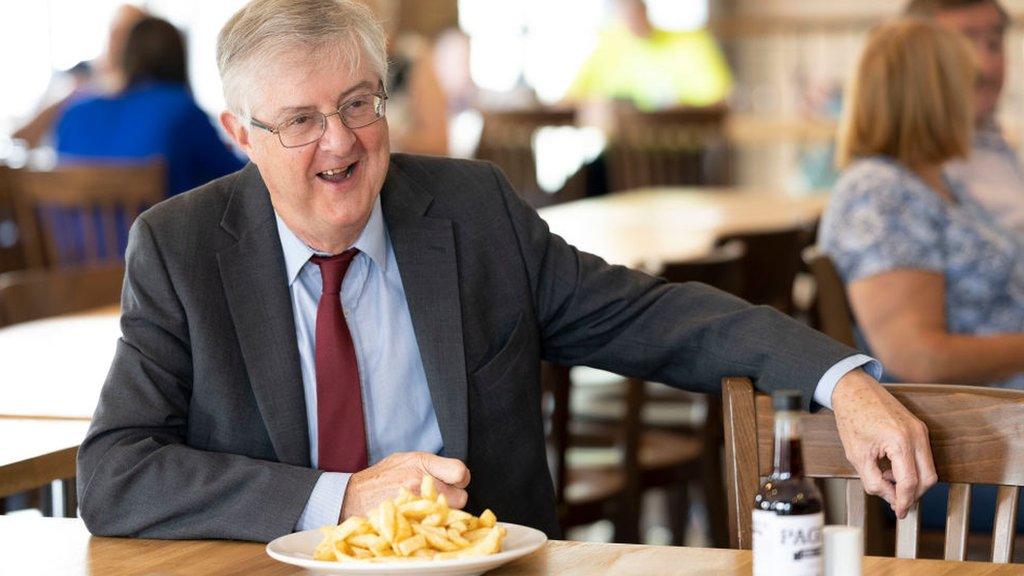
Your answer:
[752,510,823,576]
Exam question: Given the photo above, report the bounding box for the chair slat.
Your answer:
[845,479,865,527]
[101,206,119,261]
[895,502,920,559]
[991,486,1020,563]
[722,377,760,550]
[943,482,971,561]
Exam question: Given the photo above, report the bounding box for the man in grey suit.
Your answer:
[77,0,936,542]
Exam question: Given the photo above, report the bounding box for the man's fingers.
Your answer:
[419,454,471,488]
[859,457,897,511]
[887,442,919,519]
[437,484,469,509]
[912,425,938,500]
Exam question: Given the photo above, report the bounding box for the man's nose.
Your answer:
[318,112,356,152]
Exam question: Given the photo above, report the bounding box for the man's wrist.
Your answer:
[813,354,881,410]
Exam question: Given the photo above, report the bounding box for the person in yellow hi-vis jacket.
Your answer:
[565,0,732,110]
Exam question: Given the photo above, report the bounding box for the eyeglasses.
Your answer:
[250,90,388,148]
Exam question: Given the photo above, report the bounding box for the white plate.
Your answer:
[266,522,547,576]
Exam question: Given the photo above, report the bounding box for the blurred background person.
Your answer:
[564,0,733,111]
[362,0,449,155]
[55,16,244,197]
[905,0,1024,236]
[11,4,147,149]
[821,18,1024,390]
[820,14,1024,539]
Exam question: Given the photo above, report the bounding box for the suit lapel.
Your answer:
[382,161,469,461]
[217,165,310,466]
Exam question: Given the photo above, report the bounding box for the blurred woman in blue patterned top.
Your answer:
[819,18,1024,390]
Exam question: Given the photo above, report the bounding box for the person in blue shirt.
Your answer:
[56,16,245,197]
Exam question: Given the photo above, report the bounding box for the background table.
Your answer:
[0,305,120,419]
[6,517,1020,576]
[538,187,828,271]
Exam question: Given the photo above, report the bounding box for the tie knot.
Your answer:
[311,248,359,295]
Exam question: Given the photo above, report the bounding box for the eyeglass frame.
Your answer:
[249,87,389,148]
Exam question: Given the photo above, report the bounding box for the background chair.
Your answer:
[544,363,643,542]
[605,104,730,192]
[0,264,123,327]
[566,241,747,547]
[802,245,855,347]
[723,377,1024,563]
[12,162,164,268]
[474,108,587,208]
[717,225,812,315]
[0,167,27,275]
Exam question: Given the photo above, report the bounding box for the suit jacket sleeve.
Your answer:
[76,217,320,541]
[492,165,857,406]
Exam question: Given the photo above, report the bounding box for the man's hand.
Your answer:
[339,452,471,521]
[831,369,937,519]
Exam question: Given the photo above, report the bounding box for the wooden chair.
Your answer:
[0,264,123,327]
[606,104,729,192]
[717,225,810,315]
[723,377,1024,563]
[567,241,747,547]
[544,363,644,542]
[802,245,855,347]
[12,162,164,268]
[474,108,587,208]
[0,167,27,275]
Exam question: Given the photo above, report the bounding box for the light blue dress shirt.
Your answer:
[278,197,880,531]
[277,198,444,531]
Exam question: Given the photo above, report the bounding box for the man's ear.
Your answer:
[220,110,256,159]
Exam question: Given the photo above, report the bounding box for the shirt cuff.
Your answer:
[812,354,883,410]
[296,472,350,532]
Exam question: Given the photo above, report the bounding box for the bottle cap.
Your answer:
[772,389,803,412]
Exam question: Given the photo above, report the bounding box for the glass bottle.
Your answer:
[752,389,824,576]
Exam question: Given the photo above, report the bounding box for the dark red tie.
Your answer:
[311,249,368,472]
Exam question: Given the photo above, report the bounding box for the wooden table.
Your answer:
[0,305,121,419]
[537,187,828,271]
[7,517,1019,576]
[0,305,119,514]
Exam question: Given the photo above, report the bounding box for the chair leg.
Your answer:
[613,492,643,544]
[703,445,730,548]
[668,479,691,546]
[62,478,78,518]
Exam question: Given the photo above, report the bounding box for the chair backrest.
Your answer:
[606,104,729,192]
[474,108,587,208]
[660,239,746,298]
[12,162,164,268]
[723,377,1024,563]
[717,226,810,314]
[802,245,856,347]
[0,264,124,327]
[0,167,27,275]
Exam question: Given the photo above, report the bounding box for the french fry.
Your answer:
[420,475,438,500]
[315,474,506,564]
[397,534,427,557]
[479,509,497,528]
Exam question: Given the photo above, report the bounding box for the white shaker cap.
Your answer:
[824,525,863,576]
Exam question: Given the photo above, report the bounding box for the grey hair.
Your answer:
[217,0,388,121]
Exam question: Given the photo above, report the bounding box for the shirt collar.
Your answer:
[275,196,389,286]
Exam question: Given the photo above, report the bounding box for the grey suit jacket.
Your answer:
[77,154,856,542]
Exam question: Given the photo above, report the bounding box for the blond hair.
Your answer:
[836,18,975,169]
[217,0,388,121]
